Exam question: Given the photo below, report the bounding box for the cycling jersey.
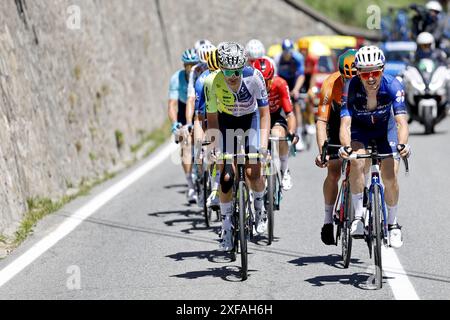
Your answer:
[268,76,293,114]
[205,66,269,117]
[188,63,209,98]
[169,69,189,104]
[274,51,305,90]
[169,69,189,124]
[194,70,216,117]
[341,74,407,154]
[317,71,344,144]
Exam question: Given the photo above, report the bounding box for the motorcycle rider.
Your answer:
[415,31,448,64]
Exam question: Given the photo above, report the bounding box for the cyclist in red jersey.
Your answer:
[252,58,299,190]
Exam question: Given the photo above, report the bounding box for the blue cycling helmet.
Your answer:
[282,39,294,51]
[182,48,199,64]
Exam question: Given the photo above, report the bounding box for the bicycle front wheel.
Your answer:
[341,182,353,268]
[239,181,248,281]
[373,184,383,289]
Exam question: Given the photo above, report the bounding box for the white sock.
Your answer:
[324,204,334,224]
[186,173,194,190]
[212,170,221,191]
[352,193,364,220]
[296,127,302,137]
[365,173,371,189]
[253,191,265,211]
[280,155,289,173]
[387,205,398,225]
[220,202,233,230]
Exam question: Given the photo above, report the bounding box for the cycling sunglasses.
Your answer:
[359,70,382,80]
[222,68,243,77]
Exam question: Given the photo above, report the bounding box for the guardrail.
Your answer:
[284,0,382,42]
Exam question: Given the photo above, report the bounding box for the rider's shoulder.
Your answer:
[243,66,255,78]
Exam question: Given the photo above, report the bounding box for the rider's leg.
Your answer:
[349,141,367,237]
[323,160,341,224]
[271,125,288,171]
[381,158,400,225]
[181,135,194,191]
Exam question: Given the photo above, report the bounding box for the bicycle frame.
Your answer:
[367,162,390,246]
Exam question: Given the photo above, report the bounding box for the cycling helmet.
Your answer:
[355,46,385,69]
[417,32,435,47]
[252,58,275,81]
[298,38,309,50]
[195,39,212,51]
[207,49,220,71]
[425,1,442,12]
[282,39,295,51]
[246,39,266,60]
[338,49,358,79]
[217,42,247,69]
[197,43,217,63]
[182,48,199,64]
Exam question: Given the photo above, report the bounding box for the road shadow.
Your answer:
[170,265,257,282]
[147,209,201,218]
[164,184,188,189]
[167,250,232,264]
[305,272,394,290]
[288,254,364,269]
[252,234,281,246]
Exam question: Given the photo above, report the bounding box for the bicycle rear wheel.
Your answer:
[267,171,275,245]
[373,185,383,289]
[239,181,248,281]
[341,182,353,268]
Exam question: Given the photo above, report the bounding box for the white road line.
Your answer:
[0,143,178,288]
[382,247,420,300]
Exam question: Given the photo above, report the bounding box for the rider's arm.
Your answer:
[168,72,180,124]
[395,114,409,145]
[315,76,333,153]
[205,74,219,152]
[339,116,352,147]
[254,69,270,150]
[278,79,297,135]
[292,52,305,95]
[168,99,178,124]
[339,80,353,147]
[186,67,197,126]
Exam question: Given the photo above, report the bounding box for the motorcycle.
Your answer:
[402,58,449,134]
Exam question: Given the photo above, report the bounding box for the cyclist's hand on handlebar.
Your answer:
[259,147,269,163]
[291,90,300,102]
[315,154,328,168]
[338,146,353,160]
[397,144,411,158]
[287,132,300,145]
[171,122,182,134]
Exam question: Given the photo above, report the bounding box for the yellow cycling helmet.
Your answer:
[207,48,220,71]
[298,38,309,50]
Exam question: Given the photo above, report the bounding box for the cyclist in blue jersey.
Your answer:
[168,48,199,204]
[339,46,411,249]
[193,49,221,209]
[186,42,216,128]
[274,39,307,150]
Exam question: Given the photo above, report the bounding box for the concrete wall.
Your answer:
[0,0,334,237]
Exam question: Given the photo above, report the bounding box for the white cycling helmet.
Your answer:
[197,43,217,64]
[417,32,435,49]
[217,42,248,69]
[425,1,443,12]
[355,46,386,69]
[245,39,266,60]
[195,39,212,52]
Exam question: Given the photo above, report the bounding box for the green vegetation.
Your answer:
[115,130,124,150]
[302,0,427,28]
[0,120,171,253]
[131,120,171,154]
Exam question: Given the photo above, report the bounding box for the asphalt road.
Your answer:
[0,118,449,300]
